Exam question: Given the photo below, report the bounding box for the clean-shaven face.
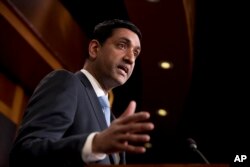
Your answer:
[95,28,141,90]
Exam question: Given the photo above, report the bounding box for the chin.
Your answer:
[116,78,127,86]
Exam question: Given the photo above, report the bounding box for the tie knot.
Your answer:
[98,96,110,108]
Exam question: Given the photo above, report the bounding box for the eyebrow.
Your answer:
[119,37,141,51]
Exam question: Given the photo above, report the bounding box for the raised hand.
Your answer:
[92,101,154,154]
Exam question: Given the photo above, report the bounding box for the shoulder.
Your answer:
[35,69,80,91]
[45,69,74,78]
[40,69,81,84]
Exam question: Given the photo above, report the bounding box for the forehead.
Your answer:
[111,28,141,47]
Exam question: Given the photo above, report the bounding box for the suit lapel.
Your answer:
[75,71,125,164]
[75,71,108,130]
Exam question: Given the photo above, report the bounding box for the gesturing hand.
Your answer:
[92,101,154,154]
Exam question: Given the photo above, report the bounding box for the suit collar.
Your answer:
[75,71,108,130]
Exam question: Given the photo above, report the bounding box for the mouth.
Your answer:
[117,65,129,75]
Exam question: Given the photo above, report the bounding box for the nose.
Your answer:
[123,49,135,64]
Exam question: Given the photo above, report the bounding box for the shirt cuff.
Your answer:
[81,132,106,163]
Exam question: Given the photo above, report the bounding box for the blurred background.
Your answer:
[0,0,249,167]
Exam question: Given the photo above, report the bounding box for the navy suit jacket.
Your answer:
[10,69,125,167]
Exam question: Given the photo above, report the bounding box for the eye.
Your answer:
[117,42,127,50]
[134,50,140,58]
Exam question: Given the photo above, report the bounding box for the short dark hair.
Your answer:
[92,19,142,45]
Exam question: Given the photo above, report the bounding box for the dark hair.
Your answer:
[92,19,142,45]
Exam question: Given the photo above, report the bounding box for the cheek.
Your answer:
[105,52,120,64]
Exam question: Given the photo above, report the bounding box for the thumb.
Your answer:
[120,101,136,118]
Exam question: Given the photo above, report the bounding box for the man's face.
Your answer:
[94,28,141,89]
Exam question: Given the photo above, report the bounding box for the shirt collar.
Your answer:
[80,69,107,97]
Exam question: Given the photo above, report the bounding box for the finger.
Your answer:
[117,133,151,143]
[117,143,147,153]
[119,101,136,118]
[126,145,147,153]
[117,122,154,133]
[118,112,151,124]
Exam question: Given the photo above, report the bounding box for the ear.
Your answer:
[88,39,100,59]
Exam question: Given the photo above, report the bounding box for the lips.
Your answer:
[117,65,129,74]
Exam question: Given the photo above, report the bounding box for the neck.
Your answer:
[83,66,110,94]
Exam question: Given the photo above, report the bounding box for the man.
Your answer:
[9,19,154,166]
